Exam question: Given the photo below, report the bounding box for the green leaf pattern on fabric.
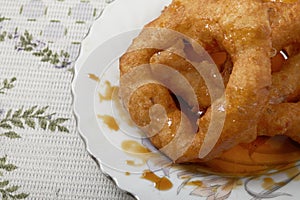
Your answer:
[1,10,73,196]
[0,78,17,94]
[0,0,112,197]
[0,156,29,199]
[0,105,70,139]
[0,28,71,68]
[0,58,70,199]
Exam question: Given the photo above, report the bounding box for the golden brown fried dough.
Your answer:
[120,0,272,162]
[269,53,300,104]
[268,2,300,50]
[258,102,300,143]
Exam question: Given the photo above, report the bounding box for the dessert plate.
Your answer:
[73,0,300,199]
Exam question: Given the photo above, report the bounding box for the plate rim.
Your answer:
[71,0,172,199]
[71,0,300,199]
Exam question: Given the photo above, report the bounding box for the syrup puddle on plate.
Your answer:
[185,180,203,187]
[121,140,151,154]
[88,73,100,82]
[125,172,131,176]
[97,114,119,131]
[261,177,285,190]
[141,170,173,191]
[98,81,119,102]
[92,77,122,132]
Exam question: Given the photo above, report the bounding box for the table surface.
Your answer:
[0,0,134,199]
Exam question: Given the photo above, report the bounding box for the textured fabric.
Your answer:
[0,0,133,199]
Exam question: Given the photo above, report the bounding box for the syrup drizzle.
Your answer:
[141,170,173,191]
[97,114,119,131]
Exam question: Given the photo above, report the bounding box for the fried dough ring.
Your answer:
[258,51,300,143]
[120,0,300,162]
[268,2,300,50]
[269,52,300,104]
[149,47,233,112]
[258,102,300,143]
[175,41,300,149]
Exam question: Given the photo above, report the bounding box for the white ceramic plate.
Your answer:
[73,0,300,199]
